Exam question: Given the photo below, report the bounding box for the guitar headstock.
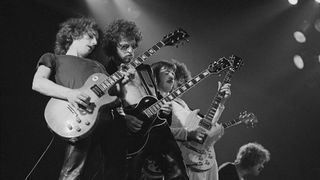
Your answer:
[238,111,258,128]
[162,28,190,47]
[207,57,232,75]
[229,55,244,72]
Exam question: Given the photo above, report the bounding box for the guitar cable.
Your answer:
[24,135,55,180]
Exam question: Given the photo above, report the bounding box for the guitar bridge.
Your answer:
[183,143,205,154]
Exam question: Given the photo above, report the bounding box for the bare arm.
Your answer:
[32,65,89,108]
[32,65,72,99]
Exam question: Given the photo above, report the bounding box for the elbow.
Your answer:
[32,81,38,91]
[32,78,41,92]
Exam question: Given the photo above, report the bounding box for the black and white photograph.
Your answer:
[2,0,320,179]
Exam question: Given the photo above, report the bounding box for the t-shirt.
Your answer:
[37,53,107,89]
[218,162,240,180]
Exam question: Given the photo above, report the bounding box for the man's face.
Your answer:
[116,38,137,64]
[158,66,175,93]
[249,161,266,176]
[72,32,98,58]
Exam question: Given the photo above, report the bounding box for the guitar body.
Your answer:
[125,96,167,157]
[179,110,223,171]
[44,73,118,142]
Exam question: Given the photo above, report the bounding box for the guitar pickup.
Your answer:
[91,85,105,97]
[199,119,212,130]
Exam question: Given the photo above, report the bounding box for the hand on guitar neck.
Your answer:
[217,81,231,106]
[119,63,136,85]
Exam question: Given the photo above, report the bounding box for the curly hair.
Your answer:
[171,59,192,88]
[54,17,99,55]
[102,19,142,56]
[236,142,271,169]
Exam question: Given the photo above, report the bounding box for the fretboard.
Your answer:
[202,70,234,123]
[90,41,165,97]
[222,117,242,129]
[143,69,212,117]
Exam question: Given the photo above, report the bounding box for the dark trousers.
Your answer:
[59,110,127,180]
[126,124,189,180]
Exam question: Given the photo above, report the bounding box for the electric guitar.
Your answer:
[44,28,189,142]
[141,111,258,177]
[178,57,243,171]
[125,55,241,157]
[180,111,257,171]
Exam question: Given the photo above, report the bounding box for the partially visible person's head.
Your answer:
[54,17,99,56]
[235,142,271,176]
[171,59,192,89]
[103,19,142,64]
[152,60,177,93]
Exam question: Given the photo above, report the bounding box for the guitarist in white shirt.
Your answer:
[148,60,231,180]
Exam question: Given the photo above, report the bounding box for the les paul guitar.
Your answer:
[125,55,241,158]
[44,28,189,142]
[181,111,258,171]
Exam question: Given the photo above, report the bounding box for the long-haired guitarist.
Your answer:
[32,17,121,180]
[142,60,231,180]
[102,20,189,180]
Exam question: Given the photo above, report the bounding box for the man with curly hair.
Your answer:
[142,60,231,180]
[102,20,189,180]
[32,17,127,180]
[218,142,271,180]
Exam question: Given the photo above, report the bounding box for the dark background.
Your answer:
[2,0,320,179]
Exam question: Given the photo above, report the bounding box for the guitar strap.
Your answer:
[136,64,159,98]
[137,64,173,125]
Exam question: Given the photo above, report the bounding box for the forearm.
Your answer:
[170,127,188,141]
[32,77,72,100]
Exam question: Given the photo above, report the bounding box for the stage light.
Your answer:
[288,0,298,5]
[293,31,306,43]
[315,0,320,3]
[318,55,320,63]
[293,55,304,69]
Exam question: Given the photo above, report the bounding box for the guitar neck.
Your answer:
[222,117,242,129]
[91,41,166,96]
[203,70,234,122]
[143,69,212,117]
